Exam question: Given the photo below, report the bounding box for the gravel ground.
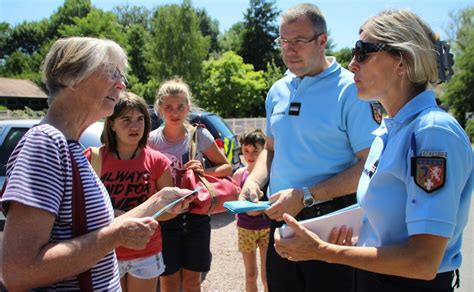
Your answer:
[202,212,265,292]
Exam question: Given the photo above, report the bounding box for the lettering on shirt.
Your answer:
[271,111,286,117]
[421,150,447,158]
[363,160,379,179]
[102,170,152,211]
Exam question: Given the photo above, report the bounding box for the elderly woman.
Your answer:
[274,9,472,292]
[0,37,194,291]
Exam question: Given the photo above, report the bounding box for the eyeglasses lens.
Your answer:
[103,63,124,82]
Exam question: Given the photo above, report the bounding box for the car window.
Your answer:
[0,127,29,177]
[204,115,234,138]
[79,121,103,149]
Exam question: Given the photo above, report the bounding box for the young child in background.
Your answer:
[233,129,270,292]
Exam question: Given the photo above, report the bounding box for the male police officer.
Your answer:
[241,3,380,291]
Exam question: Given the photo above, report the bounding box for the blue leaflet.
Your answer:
[223,200,271,214]
[153,187,202,218]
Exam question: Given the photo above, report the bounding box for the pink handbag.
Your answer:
[181,125,240,215]
[181,168,239,215]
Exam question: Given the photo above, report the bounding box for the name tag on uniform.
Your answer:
[288,102,301,116]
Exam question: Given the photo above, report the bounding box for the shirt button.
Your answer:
[183,222,187,226]
[183,214,187,219]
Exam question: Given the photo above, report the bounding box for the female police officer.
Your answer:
[273,9,472,292]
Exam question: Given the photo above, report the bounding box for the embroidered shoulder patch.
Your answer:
[413,157,446,193]
[370,101,384,124]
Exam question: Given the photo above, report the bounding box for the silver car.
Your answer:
[0,119,104,231]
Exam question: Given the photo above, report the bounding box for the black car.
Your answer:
[149,109,241,172]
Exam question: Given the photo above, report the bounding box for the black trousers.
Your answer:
[355,269,458,292]
[266,194,357,292]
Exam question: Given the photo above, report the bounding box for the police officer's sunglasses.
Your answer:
[351,40,392,63]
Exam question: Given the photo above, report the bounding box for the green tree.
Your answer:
[59,9,126,45]
[196,8,220,53]
[2,20,49,56]
[218,22,245,54]
[196,51,267,118]
[264,59,284,90]
[127,76,160,104]
[149,1,209,87]
[47,0,92,40]
[0,0,92,83]
[126,24,152,84]
[333,47,352,69]
[0,22,10,58]
[239,0,280,71]
[442,6,474,127]
[1,51,31,75]
[324,31,337,55]
[113,4,151,30]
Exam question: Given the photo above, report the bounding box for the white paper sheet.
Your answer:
[278,204,363,241]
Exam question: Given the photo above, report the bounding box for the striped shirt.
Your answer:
[1,124,120,291]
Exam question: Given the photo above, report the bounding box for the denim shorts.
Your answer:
[118,253,165,279]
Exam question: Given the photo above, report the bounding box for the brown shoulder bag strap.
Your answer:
[186,125,218,214]
[70,154,94,292]
[187,124,198,161]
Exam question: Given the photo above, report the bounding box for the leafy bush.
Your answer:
[10,107,46,119]
[465,119,474,143]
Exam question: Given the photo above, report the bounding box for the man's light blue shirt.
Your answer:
[265,57,379,195]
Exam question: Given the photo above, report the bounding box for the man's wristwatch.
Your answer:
[302,187,316,207]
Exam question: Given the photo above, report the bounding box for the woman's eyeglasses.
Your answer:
[351,40,391,63]
[103,63,127,84]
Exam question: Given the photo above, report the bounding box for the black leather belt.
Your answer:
[296,193,357,221]
[359,269,459,290]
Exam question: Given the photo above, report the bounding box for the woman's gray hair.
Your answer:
[42,36,128,102]
[281,3,327,34]
[360,9,439,88]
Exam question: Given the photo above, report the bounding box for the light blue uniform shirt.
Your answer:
[265,57,379,195]
[357,90,473,272]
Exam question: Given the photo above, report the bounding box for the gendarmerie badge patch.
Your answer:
[413,157,446,193]
[370,101,384,124]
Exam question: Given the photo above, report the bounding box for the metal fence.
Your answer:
[224,117,266,137]
[0,110,11,120]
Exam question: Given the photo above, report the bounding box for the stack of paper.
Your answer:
[278,204,363,241]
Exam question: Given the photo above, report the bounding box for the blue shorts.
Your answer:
[160,212,211,275]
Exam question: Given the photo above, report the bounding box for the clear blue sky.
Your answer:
[1,0,472,50]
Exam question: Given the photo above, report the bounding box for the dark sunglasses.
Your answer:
[351,40,391,63]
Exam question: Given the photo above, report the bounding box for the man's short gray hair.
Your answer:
[281,3,327,34]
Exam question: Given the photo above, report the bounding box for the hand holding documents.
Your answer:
[278,204,363,241]
[223,200,271,214]
[153,187,201,218]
